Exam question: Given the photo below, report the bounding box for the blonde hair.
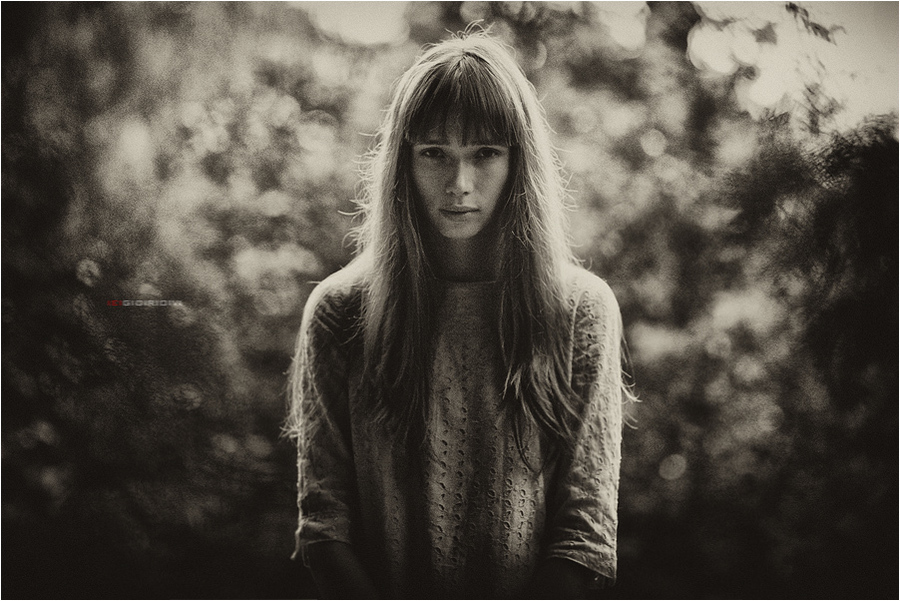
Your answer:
[292,32,585,458]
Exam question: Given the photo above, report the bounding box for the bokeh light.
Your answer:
[689,1,899,134]
[300,1,410,46]
[3,3,895,600]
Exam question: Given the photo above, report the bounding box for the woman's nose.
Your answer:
[446,160,474,196]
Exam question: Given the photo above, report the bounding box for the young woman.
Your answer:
[288,32,627,599]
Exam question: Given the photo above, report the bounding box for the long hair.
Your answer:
[344,32,585,457]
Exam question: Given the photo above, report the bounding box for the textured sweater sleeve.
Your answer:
[293,283,357,559]
[544,274,624,584]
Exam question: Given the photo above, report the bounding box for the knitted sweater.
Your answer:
[293,263,623,598]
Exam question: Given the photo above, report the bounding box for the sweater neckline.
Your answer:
[437,279,499,297]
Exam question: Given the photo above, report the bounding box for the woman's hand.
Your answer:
[304,541,380,599]
[529,558,597,599]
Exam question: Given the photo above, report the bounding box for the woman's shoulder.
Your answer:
[301,260,366,334]
[561,263,620,316]
[562,264,623,373]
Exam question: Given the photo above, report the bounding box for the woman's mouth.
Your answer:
[439,207,479,221]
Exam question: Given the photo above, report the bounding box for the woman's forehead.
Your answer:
[410,118,509,146]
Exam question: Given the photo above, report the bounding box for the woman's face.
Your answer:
[410,126,511,241]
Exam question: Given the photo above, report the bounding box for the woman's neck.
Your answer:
[427,232,498,282]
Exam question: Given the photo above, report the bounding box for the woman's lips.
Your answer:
[440,207,478,221]
[440,207,478,214]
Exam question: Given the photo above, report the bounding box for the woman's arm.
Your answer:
[542,274,624,588]
[291,282,374,596]
[305,541,380,599]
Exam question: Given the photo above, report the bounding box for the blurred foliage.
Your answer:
[2,2,896,598]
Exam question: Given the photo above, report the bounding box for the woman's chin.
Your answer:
[434,222,485,240]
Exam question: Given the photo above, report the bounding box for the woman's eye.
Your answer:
[420,148,444,159]
[476,147,503,160]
